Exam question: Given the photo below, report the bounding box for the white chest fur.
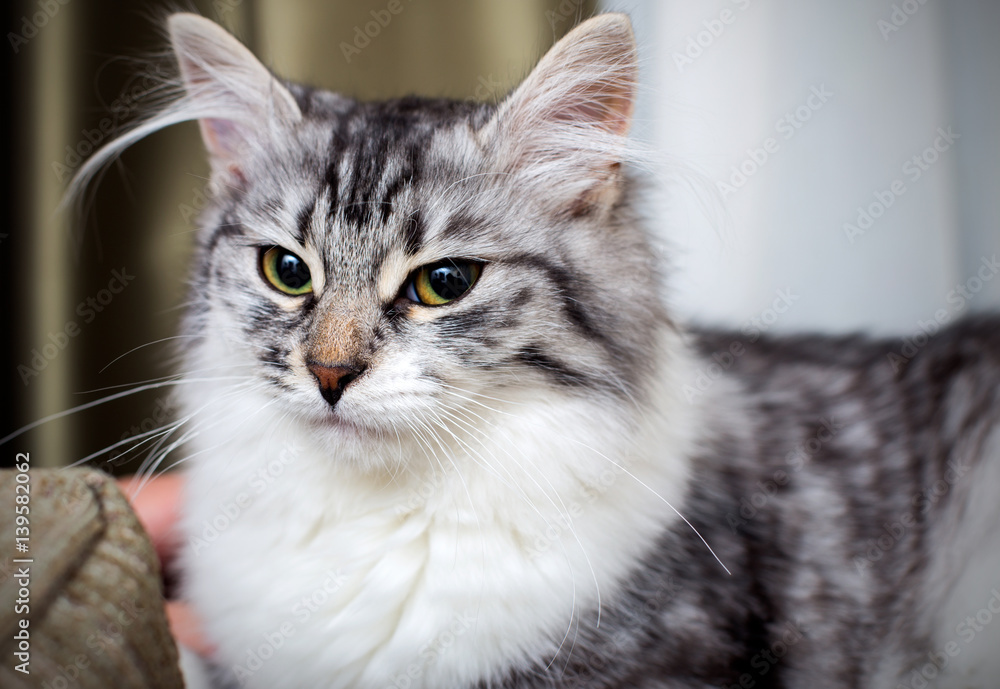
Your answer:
[179,353,700,689]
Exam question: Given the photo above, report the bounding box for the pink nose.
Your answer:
[307,363,362,408]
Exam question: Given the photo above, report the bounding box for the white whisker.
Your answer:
[0,376,251,446]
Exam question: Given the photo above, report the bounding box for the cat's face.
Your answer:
[169,13,663,466]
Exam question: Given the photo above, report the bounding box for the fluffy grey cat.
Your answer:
[73,11,1000,689]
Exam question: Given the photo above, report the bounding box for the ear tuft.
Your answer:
[167,13,301,175]
[517,13,637,135]
[63,13,302,207]
[484,13,638,214]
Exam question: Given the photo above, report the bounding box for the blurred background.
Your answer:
[2,0,998,471]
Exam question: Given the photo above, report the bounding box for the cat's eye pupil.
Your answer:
[409,260,481,306]
[262,246,313,296]
[429,265,473,300]
[277,253,309,289]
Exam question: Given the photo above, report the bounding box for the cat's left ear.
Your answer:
[168,13,302,182]
[483,13,637,215]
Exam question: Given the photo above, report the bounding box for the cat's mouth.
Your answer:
[308,406,381,442]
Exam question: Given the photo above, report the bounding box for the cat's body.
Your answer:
[182,316,1000,689]
[75,12,1000,689]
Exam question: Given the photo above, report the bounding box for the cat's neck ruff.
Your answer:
[180,328,705,688]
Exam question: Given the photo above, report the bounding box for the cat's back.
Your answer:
[687,316,1000,687]
[692,314,1000,426]
[690,315,1000,532]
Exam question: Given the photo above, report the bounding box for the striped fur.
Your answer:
[76,12,1000,689]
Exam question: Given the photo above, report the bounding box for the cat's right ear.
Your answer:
[481,13,638,216]
[168,13,301,183]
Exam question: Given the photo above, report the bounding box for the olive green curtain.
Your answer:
[6,0,595,470]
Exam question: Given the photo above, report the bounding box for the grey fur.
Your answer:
[77,12,1000,689]
[492,319,1000,687]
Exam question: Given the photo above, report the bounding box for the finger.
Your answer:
[166,600,215,657]
[118,473,184,563]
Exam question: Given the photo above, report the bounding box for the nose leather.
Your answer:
[307,362,362,408]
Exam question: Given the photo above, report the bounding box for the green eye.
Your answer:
[261,246,312,295]
[406,260,481,305]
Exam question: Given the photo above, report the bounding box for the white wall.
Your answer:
[604,0,1000,336]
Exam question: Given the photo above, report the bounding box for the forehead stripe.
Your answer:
[378,143,422,225]
[342,132,395,229]
[294,202,314,245]
[324,105,356,222]
[401,210,425,257]
[205,215,245,254]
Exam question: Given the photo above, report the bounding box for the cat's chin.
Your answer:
[299,415,412,473]
[306,410,380,442]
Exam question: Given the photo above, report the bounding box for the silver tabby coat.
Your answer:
[75,11,1000,689]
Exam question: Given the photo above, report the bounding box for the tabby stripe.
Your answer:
[205,217,244,254]
[295,202,314,245]
[293,85,315,117]
[401,211,425,256]
[442,213,488,242]
[379,143,422,225]
[436,310,491,332]
[245,302,288,333]
[258,344,288,362]
[343,131,393,229]
[506,253,624,361]
[515,345,599,391]
[324,106,356,221]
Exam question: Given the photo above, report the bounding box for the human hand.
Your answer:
[119,473,215,657]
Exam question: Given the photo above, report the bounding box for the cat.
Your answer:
[71,11,1000,689]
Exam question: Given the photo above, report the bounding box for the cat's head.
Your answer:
[84,13,669,469]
